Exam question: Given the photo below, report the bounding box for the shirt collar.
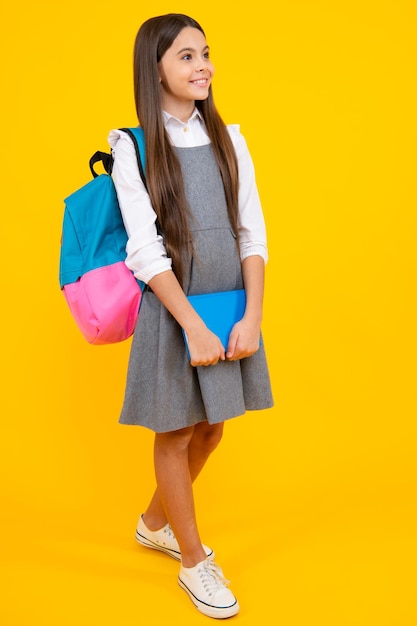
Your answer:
[162,107,204,127]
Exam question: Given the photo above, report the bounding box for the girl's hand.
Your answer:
[186,326,226,367]
[226,318,261,361]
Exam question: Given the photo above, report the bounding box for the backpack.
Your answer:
[59,127,146,345]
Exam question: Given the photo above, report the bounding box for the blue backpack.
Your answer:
[59,127,146,345]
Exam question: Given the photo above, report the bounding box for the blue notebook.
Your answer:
[183,289,246,359]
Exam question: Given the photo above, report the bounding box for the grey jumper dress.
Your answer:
[119,144,273,432]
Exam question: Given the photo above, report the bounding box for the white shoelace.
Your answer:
[198,558,230,596]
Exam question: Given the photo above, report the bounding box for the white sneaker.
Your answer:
[135,515,214,562]
[178,556,239,619]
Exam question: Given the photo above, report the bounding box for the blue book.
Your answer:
[183,289,246,359]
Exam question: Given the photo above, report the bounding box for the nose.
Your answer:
[196,56,208,72]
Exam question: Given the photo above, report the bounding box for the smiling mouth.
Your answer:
[190,79,209,86]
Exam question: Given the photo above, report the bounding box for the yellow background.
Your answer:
[1,1,416,624]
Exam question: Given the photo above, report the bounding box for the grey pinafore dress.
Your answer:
[119,144,273,432]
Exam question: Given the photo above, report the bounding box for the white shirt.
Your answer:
[108,109,268,284]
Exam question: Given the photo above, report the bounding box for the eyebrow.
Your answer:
[176,45,210,55]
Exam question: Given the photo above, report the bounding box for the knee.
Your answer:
[155,426,195,455]
[193,423,224,455]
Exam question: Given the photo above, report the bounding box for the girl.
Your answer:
[109,13,273,619]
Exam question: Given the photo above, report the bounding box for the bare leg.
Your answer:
[188,421,224,479]
[144,421,223,528]
[143,422,224,567]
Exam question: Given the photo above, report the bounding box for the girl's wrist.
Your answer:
[182,315,207,336]
[242,306,263,327]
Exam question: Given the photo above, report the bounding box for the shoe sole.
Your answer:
[135,530,181,561]
[178,576,240,619]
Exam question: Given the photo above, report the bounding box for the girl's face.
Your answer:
[158,27,214,120]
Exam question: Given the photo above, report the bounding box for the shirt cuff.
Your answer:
[239,243,268,264]
[125,236,173,283]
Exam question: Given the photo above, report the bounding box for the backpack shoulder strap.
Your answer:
[120,126,161,235]
[88,127,146,186]
[119,127,147,190]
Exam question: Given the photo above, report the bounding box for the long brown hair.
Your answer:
[133,13,239,286]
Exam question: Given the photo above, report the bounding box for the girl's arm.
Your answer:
[109,131,172,283]
[225,127,268,360]
[226,255,265,360]
[148,270,226,366]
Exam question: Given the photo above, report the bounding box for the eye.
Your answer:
[181,53,192,61]
[204,51,210,59]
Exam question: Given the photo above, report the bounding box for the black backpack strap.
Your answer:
[89,151,113,178]
[89,128,147,190]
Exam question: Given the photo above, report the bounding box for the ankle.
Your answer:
[142,512,168,532]
[180,546,208,568]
